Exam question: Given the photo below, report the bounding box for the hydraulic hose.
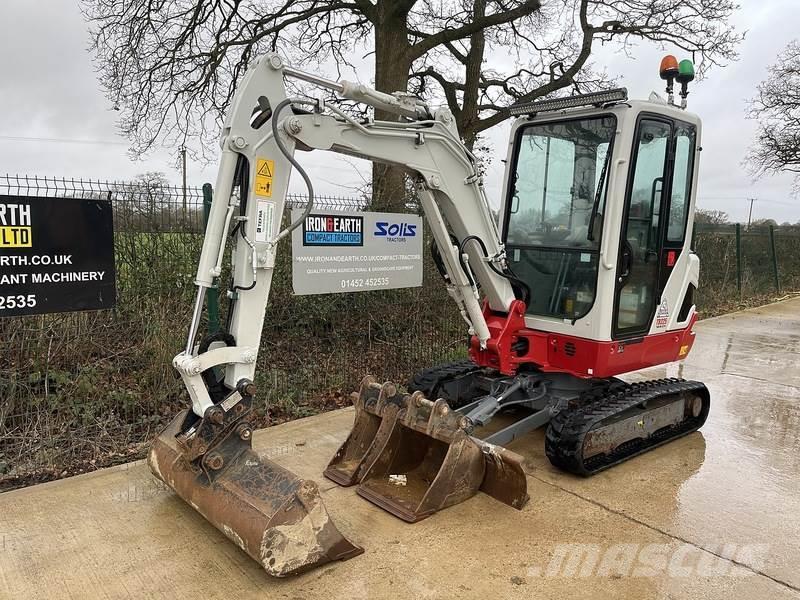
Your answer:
[269,97,319,245]
[229,98,318,307]
[459,235,531,305]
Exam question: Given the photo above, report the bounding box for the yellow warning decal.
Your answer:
[679,345,689,356]
[254,158,274,197]
[0,226,32,247]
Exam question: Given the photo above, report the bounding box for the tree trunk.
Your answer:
[371,5,412,212]
[460,0,486,151]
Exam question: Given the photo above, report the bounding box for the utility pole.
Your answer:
[747,198,755,230]
[180,145,187,222]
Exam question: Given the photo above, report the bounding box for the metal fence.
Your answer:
[1,175,798,489]
[0,175,462,489]
[693,222,800,305]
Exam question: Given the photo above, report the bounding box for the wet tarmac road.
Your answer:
[1,299,799,599]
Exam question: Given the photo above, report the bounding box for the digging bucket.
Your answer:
[149,386,362,577]
[323,376,404,486]
[355,390,529,523]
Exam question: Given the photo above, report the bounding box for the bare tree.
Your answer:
[113,171,176,232]
[748,40,800,192]
[694,208,730,225]
[83,0,741,210]
[750,218,777,228]
[410,0,741,150]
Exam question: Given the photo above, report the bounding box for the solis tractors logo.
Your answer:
[0,203,32,248]
[374,221,417,242]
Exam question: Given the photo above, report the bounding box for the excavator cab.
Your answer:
[501,95,701,344]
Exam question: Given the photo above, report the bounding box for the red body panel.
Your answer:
[469,301,697,379]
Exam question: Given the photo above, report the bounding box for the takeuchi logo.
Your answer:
[0,202,32,248]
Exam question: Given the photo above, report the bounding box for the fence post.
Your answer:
[769,224,781,294]
[202,183,220,334]
[735,223,742,296]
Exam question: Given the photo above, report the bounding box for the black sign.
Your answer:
[0,195,115,316]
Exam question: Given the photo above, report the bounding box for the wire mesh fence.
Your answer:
[692,222,800,308]
[0,175,462,488]
[0,174,798,488]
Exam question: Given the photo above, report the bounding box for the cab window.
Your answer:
[667,124,696,242]
[505,116,616,319]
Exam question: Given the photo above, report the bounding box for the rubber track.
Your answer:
[407,359,482,408]
[545,378,710,477]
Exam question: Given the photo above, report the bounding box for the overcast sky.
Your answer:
[0,1,797,223]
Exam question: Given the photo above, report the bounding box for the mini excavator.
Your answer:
[149,53,708,576]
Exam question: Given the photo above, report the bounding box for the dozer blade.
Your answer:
[352,388,529,523]
[149,384,363,577]
[323,376,405,486]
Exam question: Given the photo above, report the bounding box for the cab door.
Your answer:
[613,117,672,337]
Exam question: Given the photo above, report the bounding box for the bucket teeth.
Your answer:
[326,379,530,522]
[150,391,363,577]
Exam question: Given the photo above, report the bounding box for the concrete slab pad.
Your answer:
[2,298,800,599]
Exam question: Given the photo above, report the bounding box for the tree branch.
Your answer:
[408,0,541,60]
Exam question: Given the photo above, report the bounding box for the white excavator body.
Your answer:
[150,53,710,576]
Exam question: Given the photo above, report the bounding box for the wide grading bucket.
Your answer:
[326,381,529,523]
[149,385,362,577]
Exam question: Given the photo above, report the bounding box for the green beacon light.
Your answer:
[677,59,695,82]
[676,59,695,108]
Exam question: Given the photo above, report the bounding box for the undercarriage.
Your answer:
[406,361,710,476]
[319,360,709,524]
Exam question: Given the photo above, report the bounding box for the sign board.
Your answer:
[0,195,116,316]
[291,209,423,295]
